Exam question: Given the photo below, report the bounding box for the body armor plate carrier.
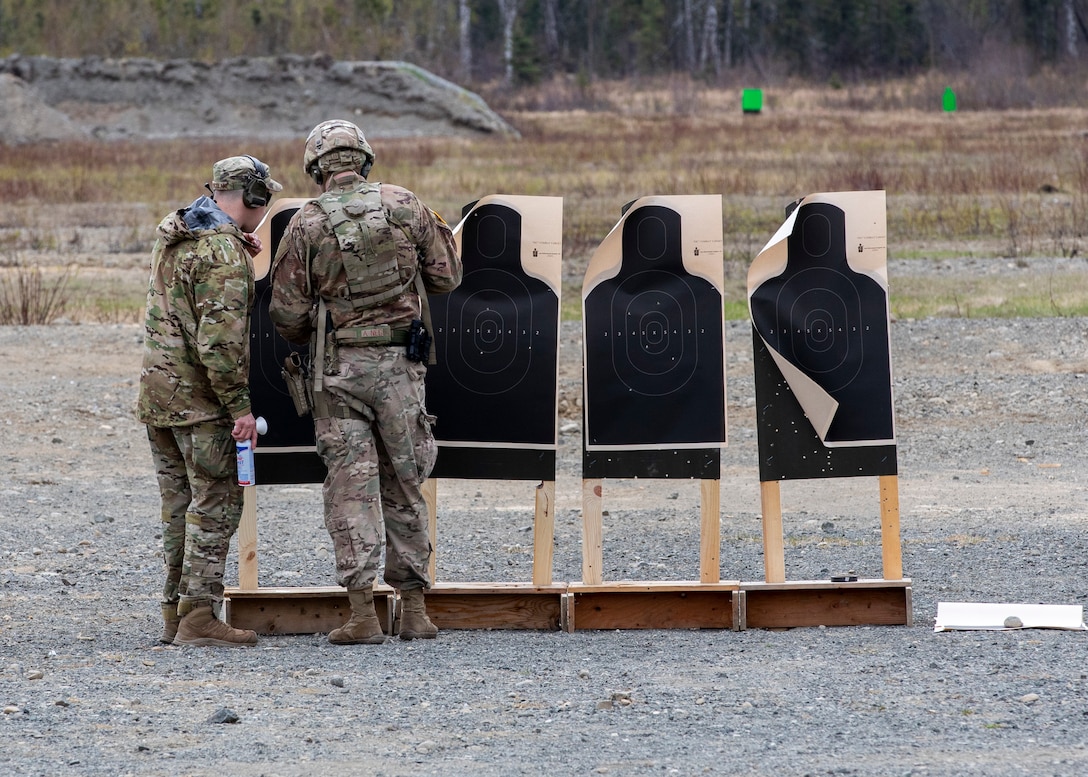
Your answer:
[314,182,413,311]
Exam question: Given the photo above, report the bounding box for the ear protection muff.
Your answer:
[242,155,273,209]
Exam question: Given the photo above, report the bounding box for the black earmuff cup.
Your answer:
[243,179,270,208]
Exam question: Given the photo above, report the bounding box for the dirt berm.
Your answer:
[0,54,515,143]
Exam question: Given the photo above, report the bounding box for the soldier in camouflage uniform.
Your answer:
[138,155,283,647]
[269,119,461,644]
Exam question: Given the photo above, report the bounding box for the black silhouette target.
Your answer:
[426,202,559,467]
[584,204,725,449]
[248,202,325,485]
[750,201,893,448]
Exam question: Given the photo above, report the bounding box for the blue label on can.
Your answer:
[236,440,255,486]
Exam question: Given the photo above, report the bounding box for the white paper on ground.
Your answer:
[935,602,1087,632]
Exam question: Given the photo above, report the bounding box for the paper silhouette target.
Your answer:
[583,195,726,451]
[426,196,562,478]
[748,191,895,451]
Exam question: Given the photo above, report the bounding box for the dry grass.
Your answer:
[0,258,76,324]
[2,85,1088,323]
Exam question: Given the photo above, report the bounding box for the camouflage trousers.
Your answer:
[146,422,243,613]
[316,345,437,591]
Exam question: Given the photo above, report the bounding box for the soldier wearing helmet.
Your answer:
[270,119,461,644]
[138,154,282,647]
[302,118,375,184]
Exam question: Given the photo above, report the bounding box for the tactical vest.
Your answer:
[314,182,413,311]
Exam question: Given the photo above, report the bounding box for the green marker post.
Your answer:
[942,87,957,112]
[742,88,763,114]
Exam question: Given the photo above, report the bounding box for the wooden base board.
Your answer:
[223,579,912,634]
[565,581,742,631]
[424,583,567,631]
[223,585,394,635]
[741,579,913,629]
[223,583,567,634]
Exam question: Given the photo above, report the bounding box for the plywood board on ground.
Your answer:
[424,583,567,630]
[742,579,912,628]
[566,582,741,631]
[224,585,394,635]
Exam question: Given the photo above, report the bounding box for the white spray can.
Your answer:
[236,417,268,487]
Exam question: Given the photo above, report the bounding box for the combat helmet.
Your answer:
[304,119,374,185]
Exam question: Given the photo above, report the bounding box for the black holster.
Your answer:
[406,318,431,363]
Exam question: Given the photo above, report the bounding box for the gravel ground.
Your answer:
[3,314,1088,777]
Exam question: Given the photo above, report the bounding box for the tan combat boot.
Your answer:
[398,588,438,640]
[173,604,258,647]
[328,586,387,645]
[160,602,181,645]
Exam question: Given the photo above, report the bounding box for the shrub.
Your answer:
[0,258,77,325]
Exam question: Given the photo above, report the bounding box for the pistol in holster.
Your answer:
[406,318,432,363]
[281,351,314,417]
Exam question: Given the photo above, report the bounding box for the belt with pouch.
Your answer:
[334,324,411,347]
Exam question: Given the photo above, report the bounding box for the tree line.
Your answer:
[0,0,1085,86]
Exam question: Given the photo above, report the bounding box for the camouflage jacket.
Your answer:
[269,173,461,344]
[136,196,254,427]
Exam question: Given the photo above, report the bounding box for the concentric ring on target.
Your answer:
[773,266,864,392]
[606,271,700,395]
[441,268,535,395]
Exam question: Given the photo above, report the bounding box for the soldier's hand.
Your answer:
[232,413,258,448]
[241,233,263,258]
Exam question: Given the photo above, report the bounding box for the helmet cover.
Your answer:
[303,120,375,183]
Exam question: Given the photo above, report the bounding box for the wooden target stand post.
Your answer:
[568,194,740,631]
[753,474,910,628]
[420,453,567,632]
[569,451,741,631]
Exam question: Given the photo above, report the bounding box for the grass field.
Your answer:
[2,90,1087,323]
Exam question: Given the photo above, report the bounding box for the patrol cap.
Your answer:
[210,155,284,193]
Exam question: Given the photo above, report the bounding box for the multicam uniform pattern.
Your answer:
[270,172,461,591]
[137,196,254,612]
